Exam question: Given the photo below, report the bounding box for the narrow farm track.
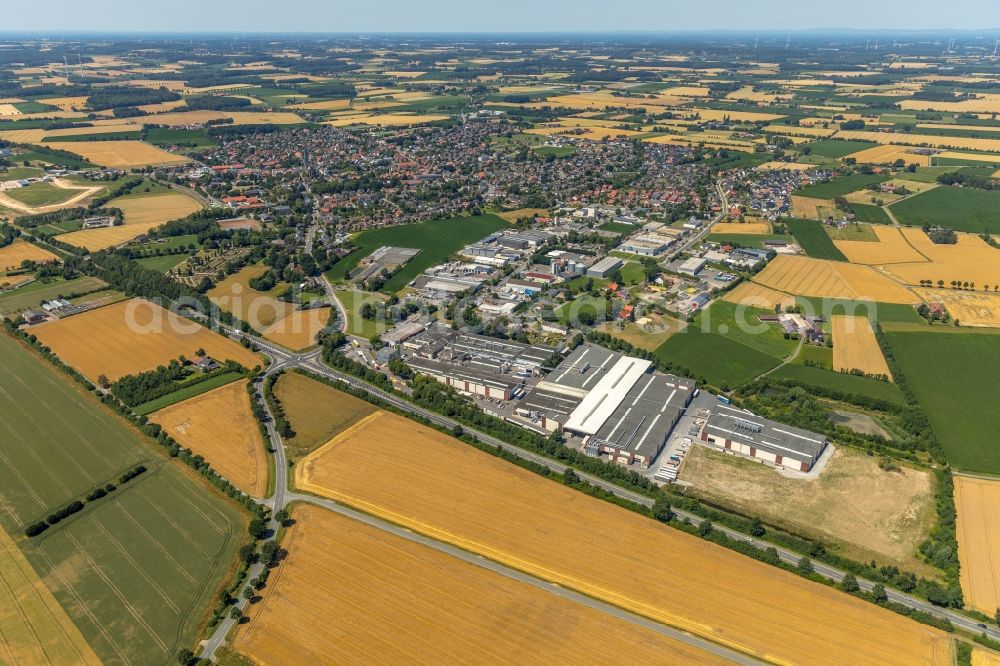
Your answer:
[197,323,1000,661]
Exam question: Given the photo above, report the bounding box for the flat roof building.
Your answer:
[587,256,623,278]
[700,404,828,472]
[586,373,696,468]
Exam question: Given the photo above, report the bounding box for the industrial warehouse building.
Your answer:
[515,345,695,467]
[586,256,623,278]
[700,404,828,472]
[403,327,556,400]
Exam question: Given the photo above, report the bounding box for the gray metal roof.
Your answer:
[704,404,827,463]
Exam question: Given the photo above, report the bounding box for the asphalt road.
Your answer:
[197,324,1000,660]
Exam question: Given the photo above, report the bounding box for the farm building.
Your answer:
[700,404,827,472]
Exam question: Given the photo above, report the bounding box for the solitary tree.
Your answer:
[651,496,673,523]
[796,557,813,574]
[230,607,243,621]
[872,584,888,603]
[750,517,765,537]
[175,648,195,666]
[840,573,860,593]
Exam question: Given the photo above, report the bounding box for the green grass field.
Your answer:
[705,233,795,249]
[41,131,143,143]
[848,203,893,224]
[334,289,387,339]
[793,297,923,329]
[133,372,245,415]
[326,214,508,293]
[793,173,889,199]
[1,166,44,180]
[890,186,1000,234]
[785,218,848,260]
[892,166,963,183]
[0,332,244,664]
[532,145,577,158]
[5,182,82,207]
[597,221,638,234]
[136,254,187,273]
[0,276,107,316]
[694,300,799,360]
[17,148,94,169]
[885,331,1000,473]
[770,363,905,406]
[654,330,781,390]
[804,139,877,158]
[145,127,217,149]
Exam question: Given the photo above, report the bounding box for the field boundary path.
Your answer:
[196,323,1000,660]
[196,336,762,664]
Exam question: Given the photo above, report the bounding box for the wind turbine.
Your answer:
[785,35,790,50]
[993,39,999,56]
[754,36,759,50]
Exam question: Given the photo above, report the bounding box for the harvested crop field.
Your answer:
[879,228,1000,291]
[233,504,729,665]
[832,315,893,379]
[326,113,449,127]
[755,161,815,170]
[790,194,830,218]
[0,524,101,666]
[955,475,1000,615]
[58,190,202,251]
[834,225,928,265]
[295,408,951,666]
[274,371,378,461]
[845,144,932,166]
[0,239,58,271]
[754,255,917,303]
[680,446,935,573]
[31,298,261,382]
[722,282,795,310]
[260,306,329,350]
[914,289,1000,328]
[43,140,190,169]
[711,221,771,234]
[209,264,329,349]
[150,381,267,497]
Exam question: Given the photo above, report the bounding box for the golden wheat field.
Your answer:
[755,161,816,171]
[31,298,261,382]
[974,648,1000,666]
[44,140,190,169]
[325,113,449,127]
[295,409,951,666]
[913,289,1000,328]
[845,144,932,166]
[763,124,837,138]
[836,129,1000,154]
[150,381,268,497]
[0,525,101,666]
[790,194,831,219]
[831,315,893,379]
[935,151,1000,164]
[0,240,59,271]
[722,282,795,310]
[58,190,203,251]
[880,228,1000,290]
[834,225,928,265]
[233,504,729,665]
[712,221,772,234]
[260,307,330,351]
[753,255,917,304]
[955,476,1000,616]
[900,95,1000,114]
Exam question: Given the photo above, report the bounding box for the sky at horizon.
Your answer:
[3,1,1000,34]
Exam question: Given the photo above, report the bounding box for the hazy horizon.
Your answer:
[3,1,999,34]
